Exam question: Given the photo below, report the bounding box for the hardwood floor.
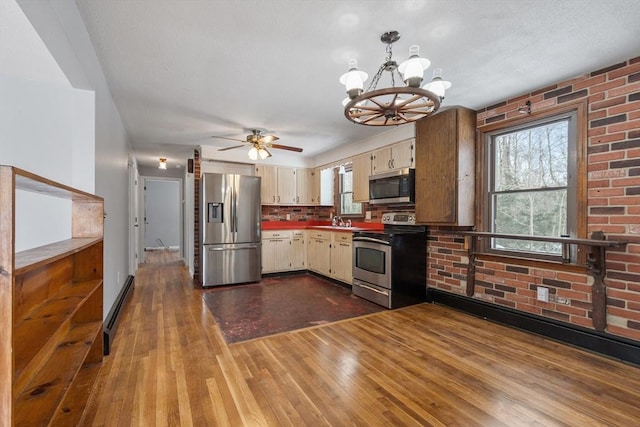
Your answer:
[84,260,640,426]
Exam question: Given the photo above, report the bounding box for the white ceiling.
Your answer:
[73,0,640,168]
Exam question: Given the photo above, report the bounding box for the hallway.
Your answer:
[85,260,640,426]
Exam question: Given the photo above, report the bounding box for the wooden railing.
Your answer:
[437,230,627,331]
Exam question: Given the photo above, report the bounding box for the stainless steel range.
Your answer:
[352,212,427,309]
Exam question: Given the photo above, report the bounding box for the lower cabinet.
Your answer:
[330,232,353,284]
[291,230,306,270]
[262,230,307,273]
[262,228,353,285]
[262,231,293,273]
[307,230,331,277]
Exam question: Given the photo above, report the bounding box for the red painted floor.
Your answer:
[202,273,384,343]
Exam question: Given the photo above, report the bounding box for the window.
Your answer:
[485,108,581,259]
[338,166,362,216]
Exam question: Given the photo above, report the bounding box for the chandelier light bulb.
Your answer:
[248,146,259,160]
[339,59,368,99]
[423,68,452,98]
[398,45,430,88]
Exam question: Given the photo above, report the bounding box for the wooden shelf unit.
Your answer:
[0,166,104,426]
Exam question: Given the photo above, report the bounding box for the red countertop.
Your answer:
[262,220,383,232]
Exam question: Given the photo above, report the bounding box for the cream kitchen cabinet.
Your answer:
[310,168,321,205]
[307,230,331,276]
[330,232,353,284]
[352,153,371,203]
[295,168,315,205]
[255,165,297,205]
[291,230,306,270]
[371,138,415,174]
[261,231,293,273]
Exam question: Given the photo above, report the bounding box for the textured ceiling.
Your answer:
[73,0,640,168]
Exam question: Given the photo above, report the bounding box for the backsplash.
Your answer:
[261,203,415,223]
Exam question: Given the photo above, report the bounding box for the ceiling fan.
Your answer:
[215,129,303,160]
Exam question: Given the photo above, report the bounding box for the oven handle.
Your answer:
[355,282,389,296]
[353,236,391,245]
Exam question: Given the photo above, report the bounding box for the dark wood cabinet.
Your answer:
[415,107,476,226]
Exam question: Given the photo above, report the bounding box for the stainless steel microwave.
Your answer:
[368,168,415,205]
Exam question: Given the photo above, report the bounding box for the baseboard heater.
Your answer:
[426,288,640,366]
[103,275,135,355]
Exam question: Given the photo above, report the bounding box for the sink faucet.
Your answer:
[332,216,345,227]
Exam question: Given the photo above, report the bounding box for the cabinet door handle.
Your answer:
[273,195,276,202]
[277,196,281,202]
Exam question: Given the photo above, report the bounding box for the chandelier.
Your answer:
[339,31,451,126]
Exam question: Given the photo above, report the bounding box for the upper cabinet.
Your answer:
[295,168,315,205]
[352,153,371,203]
[255,165,319,206]
[371,138,414,174]
[277,167,297,204]
[415,107,476,226]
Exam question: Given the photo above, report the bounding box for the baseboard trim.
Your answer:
[426,288,640,366]
[103,275,135,355]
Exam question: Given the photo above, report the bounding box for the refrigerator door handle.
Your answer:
[208,244,259,251]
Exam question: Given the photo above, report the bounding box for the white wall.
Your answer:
[14,0,133,320]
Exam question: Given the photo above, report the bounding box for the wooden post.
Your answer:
[466,236,476,297]
[587,231,607,331]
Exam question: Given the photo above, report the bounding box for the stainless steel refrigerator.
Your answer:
[200,173,261,287]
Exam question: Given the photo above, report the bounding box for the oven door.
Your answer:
[352,237,391,288]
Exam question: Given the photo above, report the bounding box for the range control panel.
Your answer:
[381,212,416,225]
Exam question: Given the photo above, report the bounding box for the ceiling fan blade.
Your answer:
[217,144,246,152]
[258,134,279,144]
[212,136,245,143]
[269,143,303,153]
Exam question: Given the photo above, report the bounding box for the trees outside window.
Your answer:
[486,110,579,258]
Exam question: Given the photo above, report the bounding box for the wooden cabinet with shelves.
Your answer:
[415,107,476,225]
[0,166,104,426]
[371,138,415,174]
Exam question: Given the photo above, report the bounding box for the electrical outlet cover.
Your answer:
[536,286,549,302]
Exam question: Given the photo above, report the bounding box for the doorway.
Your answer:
[143,178,182,263]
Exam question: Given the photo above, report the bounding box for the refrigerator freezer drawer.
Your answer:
[203,243,261,287]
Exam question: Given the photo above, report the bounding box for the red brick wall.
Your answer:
[428,57,640,341]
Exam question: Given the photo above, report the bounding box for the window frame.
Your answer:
[336,164,363,217]
[478,101,587,263]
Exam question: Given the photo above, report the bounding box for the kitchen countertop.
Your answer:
[262,220,383,232]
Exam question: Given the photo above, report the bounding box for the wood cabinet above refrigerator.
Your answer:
[415,107,476,226]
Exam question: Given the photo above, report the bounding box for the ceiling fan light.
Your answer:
[248,146,259,160]
[339,59,368,99]
[258,148,270,160]
[398,45,430,88]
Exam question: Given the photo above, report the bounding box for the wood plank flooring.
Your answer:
[84,258,640,426]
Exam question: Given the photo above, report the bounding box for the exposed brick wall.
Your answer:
[429,56,640,342]
[192,150,201,284]
[261,203,407,222]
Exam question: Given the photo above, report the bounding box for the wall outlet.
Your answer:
[286,213,291,221]
[536,286,549,302]
[365,211,371,220]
